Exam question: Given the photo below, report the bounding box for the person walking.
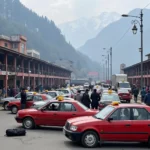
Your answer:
[2,87,6,98]
[141,87,146,102]
[144,90,150,106]
[21,88,27,109]
[133,86,139,103]
[74,90,82,102]
[81,89,91,108]
[90,89,100,109]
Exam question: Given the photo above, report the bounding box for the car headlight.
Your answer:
[70,125,78,131]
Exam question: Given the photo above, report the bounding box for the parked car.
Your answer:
[0,92,35,110]
[57,88,74,98]
[63,102,150,148]
[42,91,64,98]
[118,89,132,103]
[99,91,120,110]
[7,94,52,114]
[15,99,98,129]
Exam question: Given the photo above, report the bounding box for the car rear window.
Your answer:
[48,92,57,98]
[101,94,120,101]
[60,90,69,94]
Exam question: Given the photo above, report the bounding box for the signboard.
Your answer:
[88,72,99,77]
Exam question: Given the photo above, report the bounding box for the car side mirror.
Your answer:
[107,117,113,122]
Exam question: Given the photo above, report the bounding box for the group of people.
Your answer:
[74,89,100,109]
[132,85,150,105]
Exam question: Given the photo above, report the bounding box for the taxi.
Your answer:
[63,102,150,148]
[99,90,120,110]
[7,93,52,114]
[15,96,98,129]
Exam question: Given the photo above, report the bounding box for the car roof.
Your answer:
[49,99,76,103]
[112,103,150,109]
[102,92,117,95]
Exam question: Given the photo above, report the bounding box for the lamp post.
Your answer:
[102,55,107,81]
[28,70,31,87]
[122,10,143,88]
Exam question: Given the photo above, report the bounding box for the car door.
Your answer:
[26,95,34,108]
[54,102,78,126]
[36,102,61,126]
[130,108,150,141]
[101,108,133,141]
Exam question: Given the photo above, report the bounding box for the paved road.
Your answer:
[0,107,149,150]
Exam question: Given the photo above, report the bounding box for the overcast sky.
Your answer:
[20,0,150,24]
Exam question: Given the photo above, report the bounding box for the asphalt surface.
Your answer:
[0,101,149,150]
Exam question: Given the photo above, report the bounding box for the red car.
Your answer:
[118,89,132,103]
[15,100,98,129]
[8,94,52,114]
[63,102,150,148]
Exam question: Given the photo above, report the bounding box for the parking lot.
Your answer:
[0,104,149,150]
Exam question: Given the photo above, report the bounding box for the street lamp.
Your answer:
[122,9,144,88]
[28,70,31,87]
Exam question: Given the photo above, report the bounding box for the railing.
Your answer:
[0,65,70,77]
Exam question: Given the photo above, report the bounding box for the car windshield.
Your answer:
[58,91,64,95]
[46,95,53,99]
[95,106,115,120]
[119,83,130,88]
[37,100,50,110]
[77,102,89,110]
[48,92,57,98]
[118,89,129,93]
[60,90,69,94]
[101,94,120,101]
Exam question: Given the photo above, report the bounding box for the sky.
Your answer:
[20,0,150,25]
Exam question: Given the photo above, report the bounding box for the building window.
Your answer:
[4,43,8,47]
[21,43,25,53]
[12,43,18,49]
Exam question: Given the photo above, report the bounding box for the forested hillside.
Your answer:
[0,0,100,78]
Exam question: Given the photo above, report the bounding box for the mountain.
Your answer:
[0,0,101,78]
[79,9,150,73]
[59,12,120,48]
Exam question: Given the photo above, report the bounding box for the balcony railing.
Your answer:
[0,64,69,77]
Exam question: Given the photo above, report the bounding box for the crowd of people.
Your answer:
[74,89,100,109]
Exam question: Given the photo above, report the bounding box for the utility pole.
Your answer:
[106,60,107,82]
[110,47,112,84]
[108,53,109,81]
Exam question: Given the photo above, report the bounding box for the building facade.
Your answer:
[0,35,71,94]
[27,49,40,59]
[124,54,150,87]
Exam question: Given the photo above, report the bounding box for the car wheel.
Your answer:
[4,102,8,110]
[23,117,35,129]
[11,106,18,114]
[81,131,99,148]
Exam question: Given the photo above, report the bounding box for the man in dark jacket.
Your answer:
[144,90,150,106]
[141,87,146,102]
[81,89,91,108]
[133,87,139,103]
[21,88,27,109]
[91,89,100,109]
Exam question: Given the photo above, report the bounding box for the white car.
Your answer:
[57,88,74,98]
[42,91,64,98]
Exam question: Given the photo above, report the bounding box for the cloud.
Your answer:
[20,0,150,24]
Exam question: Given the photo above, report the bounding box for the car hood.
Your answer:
[19,108,38,113]
[1,97,15,101]
[67,116,100,126]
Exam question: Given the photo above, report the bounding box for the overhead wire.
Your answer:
[142,2,150,9]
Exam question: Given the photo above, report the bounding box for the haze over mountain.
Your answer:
[0,0,101,78]
[59,12,120,48]
[79,9,150,73]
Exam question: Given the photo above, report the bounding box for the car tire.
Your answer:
[11,106,18,114]
[23,117,35,129]
[4,102,8,110]
[81,130,99,148]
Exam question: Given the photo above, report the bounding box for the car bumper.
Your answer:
[63,127,82,142]
[15,117,23,123]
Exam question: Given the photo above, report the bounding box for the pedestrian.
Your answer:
[21,88,27,109]
[141,87,146,102]
[133,86,139,103]
[144,90,150,106]
[146,85,150,93]
[90,89,100,109]
[74,90,82,102]
[2,87,6,98]
[81,89,91,108]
